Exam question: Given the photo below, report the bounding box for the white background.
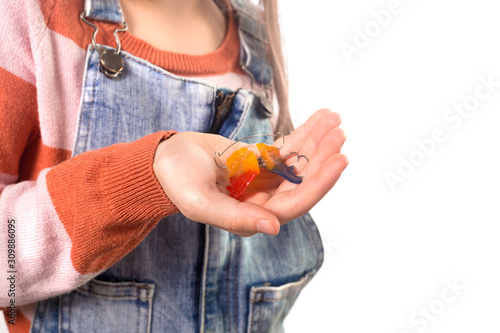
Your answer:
[2,0,499,332]
[281,0,500,332]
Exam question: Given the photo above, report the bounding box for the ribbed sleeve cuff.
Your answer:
[102,130,179,221]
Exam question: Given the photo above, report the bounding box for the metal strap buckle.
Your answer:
[80,11,128,78]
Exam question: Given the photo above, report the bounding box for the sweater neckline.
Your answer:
[119,1,241,76]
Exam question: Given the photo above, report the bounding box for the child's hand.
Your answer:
[153,109,348,237]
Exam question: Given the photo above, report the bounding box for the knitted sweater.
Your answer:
[0,0,260,330]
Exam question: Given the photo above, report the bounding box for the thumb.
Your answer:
[179,189,280,237]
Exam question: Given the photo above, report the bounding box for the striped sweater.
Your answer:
[0,0,270,330]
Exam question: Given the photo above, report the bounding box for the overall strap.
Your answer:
[83,0,273,87]
[83,0,125,24]
[231,0,274,87]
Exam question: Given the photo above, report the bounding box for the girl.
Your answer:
[0,0,347,331]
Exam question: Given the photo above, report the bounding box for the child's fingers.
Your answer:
[282,109,342,157]
[267,153,349,223]
[177,185,281,237]
[303,127,347,176]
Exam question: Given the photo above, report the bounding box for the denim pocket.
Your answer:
[58,279,155,333]
[247,272,315,333]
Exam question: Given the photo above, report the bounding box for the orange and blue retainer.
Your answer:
[214,133,308,199]
[226,147,261,199]
[256,143,303,184]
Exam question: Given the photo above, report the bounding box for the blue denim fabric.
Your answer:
[84,0,124,24]
[232,0,273,86]
[31,1,323,332]
[73,48,217,155]
[219,90,273,143]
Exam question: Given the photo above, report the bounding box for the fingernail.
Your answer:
[257,220,277,236]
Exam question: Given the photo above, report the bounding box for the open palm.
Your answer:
[154,109,348,237]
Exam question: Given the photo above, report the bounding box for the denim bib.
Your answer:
[31,1,323,332]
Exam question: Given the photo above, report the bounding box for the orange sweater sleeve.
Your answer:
[46,131,179,274]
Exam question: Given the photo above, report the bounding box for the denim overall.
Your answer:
[31,0,323,332]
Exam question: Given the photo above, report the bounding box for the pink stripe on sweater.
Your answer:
[0,169,95,306]
[36,29,87,151]
[0,1,86,151]
[0,1,42,85]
